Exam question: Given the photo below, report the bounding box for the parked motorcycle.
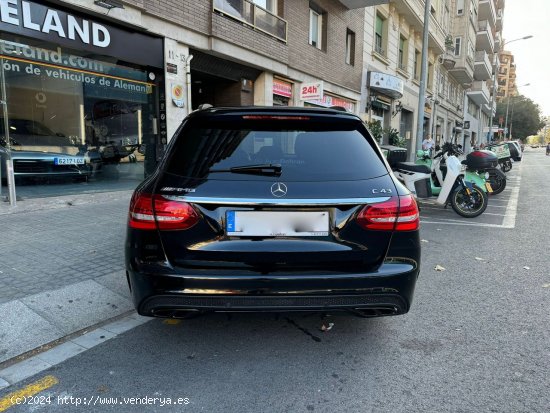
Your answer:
[437,143,507,196]
[385,145,488,218]
[486,143,513,172]
[416,147,491,196]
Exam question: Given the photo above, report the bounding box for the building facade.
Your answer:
[1,0,372,197]
[497,49,517,100]
[362,0,468,159]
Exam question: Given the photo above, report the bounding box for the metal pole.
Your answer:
[509,98,516,139]
[487,52,498,143]
[185,55,193,113]
[0,56,17,207]
[415,0,431,155]
[504,95,511,139]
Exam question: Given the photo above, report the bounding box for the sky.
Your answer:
[502,0,550,116]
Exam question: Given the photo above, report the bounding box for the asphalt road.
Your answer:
[2,148,549,413]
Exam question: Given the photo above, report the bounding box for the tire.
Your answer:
[500,159,512,172]
[487,168,507,195]
[450,183,488,218]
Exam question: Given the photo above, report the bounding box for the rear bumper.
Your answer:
[127,260,419,317]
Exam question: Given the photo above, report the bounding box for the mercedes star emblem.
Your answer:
[271,182,288,197]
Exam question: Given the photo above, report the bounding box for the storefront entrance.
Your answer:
[0,1,163,198]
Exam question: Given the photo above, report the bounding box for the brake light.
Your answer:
[242,115,310,120]
[357,195,419,231]
[128,192,199,230]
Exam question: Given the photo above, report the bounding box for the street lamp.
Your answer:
[487,35,533,143]
[504,83,530,139]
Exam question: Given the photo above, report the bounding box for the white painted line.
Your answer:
[0,314,150,387]
[421,220,512,228]
[501,182,520,229]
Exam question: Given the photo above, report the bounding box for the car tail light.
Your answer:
[128,192,199,230]
[357,195,419,231]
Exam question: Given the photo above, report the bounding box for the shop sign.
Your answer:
[0,0,163,68]
[306,94,355,112]
[273,78,292,98]
[368,72,404,99]
[1,0,110,47]
[299,81,323,100]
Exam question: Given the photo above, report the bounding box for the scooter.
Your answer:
[392,146,488,218]
[486,143,513,172]
[415,147,492,196]
[446,144,507,196]
[419,144,507,196]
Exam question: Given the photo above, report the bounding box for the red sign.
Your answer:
[299,81,323,100]
[307,94,355,112]
[273,79,292,98]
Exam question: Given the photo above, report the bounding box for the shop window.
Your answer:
[0,36,158,192]
[345,29,355,66]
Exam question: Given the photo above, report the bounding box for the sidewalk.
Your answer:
[0,189,137,366]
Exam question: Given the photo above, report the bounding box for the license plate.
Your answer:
[54,157,85,165]
[485,182,493,193]
[226,211,329,237]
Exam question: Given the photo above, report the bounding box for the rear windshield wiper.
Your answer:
[209,164,282,176]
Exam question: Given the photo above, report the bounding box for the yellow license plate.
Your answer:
[485,182,493,193]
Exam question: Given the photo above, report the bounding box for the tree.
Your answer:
[496,95,545,141]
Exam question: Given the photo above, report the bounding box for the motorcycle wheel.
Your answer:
[450,184,488,218]
[500,159,512,172]
[487,168,507,195]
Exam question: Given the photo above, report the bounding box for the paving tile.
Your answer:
[0,301,63,364]
[71,328,117,349]
[0,357,52,384]
[21,280,133,335]
[36,341,87,365]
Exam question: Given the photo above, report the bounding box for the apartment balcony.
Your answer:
[338,0,388,8]
[447,54,474,85]
[479,0,496,26]
[213,0,287,42]
[474,51,492,80]
[468,81,491,106]
[476,20,495,53]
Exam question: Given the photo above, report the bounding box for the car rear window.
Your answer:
[164,117,387,181]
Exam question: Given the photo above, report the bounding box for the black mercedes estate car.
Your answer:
[125,106,420,318]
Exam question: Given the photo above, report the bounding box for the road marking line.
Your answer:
[501,182,520,228]
[0,375,58,412]
[421,220,509,228]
